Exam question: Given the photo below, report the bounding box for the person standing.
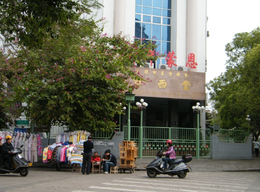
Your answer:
[82,135,93,175]
[253,138,260,157]
[2,135,14,169]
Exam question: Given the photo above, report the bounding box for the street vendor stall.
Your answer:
[42,131,90,171]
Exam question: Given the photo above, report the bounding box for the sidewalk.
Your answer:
[32,156,260,172]
[135,156,260,172]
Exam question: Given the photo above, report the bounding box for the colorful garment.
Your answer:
[60,147,66,162]
[42,147,48,163]
[47,149,53,160]
[37,134,42,156]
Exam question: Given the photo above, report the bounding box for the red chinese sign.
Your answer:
[148,50,155,67]
[165,51,177,68]
[186,53,198,69]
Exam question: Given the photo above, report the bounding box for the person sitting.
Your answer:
[162,140,176,170]
[2,135,14,170]
[91,151,101,164]
[101,149,117,174]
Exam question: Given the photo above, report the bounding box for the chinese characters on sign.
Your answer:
[181,80,191,90]
[148,50,155,67]
[165,51,177,68]
[133,67,205,100]
[186,53,198,69]
[153,70,190,91]
[158,80,167,88]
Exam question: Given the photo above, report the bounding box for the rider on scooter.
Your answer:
[162,140,176,170]
[2,135,14,170]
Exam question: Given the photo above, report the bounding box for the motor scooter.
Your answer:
[146,150,192,178]
[0,146,32,177]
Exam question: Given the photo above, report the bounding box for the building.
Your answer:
[0,1,208,141]
[95,0,207,130]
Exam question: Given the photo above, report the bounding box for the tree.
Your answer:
[0,0,101,48]
[0,49,16,129]
[207,27,260,133]
[0,0,102,129]
[2,19,157,131]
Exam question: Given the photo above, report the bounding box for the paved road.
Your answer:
[0,168,259,192]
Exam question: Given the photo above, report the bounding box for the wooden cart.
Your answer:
[119,141,138,173]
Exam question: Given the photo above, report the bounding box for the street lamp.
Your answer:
[246,115,251,131]
[125,93,135,141]
[119,103,126,131]
[136,98,148,159]
[192,102,205,159]
[246,115,251,122]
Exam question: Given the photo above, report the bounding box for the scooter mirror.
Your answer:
[20,145,24,148]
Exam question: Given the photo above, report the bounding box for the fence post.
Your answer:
[169,127,171,140]
[127,102,131,141]
[139,109,143,159]
[196,113,200,159]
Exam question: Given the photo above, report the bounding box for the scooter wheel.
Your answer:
[20,168,28,177]
[177,171,187,179]
[147,169,157,178]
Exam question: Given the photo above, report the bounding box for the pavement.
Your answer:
[31,155,260,172]
[135,156,260,172]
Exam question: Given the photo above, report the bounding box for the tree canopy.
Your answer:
[0,0,101,48]
[1,17,157,131]
[207,27,260,134]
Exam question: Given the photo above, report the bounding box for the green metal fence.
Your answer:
[216,129,249,143]
[123,126,211,158]
[91,127,120,139]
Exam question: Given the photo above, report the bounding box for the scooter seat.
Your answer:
[171,159,183,164]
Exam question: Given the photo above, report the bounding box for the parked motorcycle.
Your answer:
[146,150,192,178]
[0,147,32,177]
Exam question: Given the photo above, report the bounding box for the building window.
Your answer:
[135,0,172,68]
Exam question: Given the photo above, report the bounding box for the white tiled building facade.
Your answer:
[96,0,207,73]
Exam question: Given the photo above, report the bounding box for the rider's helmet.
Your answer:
[166,140,172,145]
[5,135,12,140]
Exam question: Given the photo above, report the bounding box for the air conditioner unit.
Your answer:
[177,66,188,71]
[139,61,154,68]
[159,64,175,70]
[159,64,167,70]
[144,61,154,68]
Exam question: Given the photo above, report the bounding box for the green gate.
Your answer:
[123,126,211,158]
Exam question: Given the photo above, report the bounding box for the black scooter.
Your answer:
[146,150,192,178]
[0,147,32,177]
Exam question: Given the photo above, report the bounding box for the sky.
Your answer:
[206,0,260,85]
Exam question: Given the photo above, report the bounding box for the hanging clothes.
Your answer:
[42,147,48,163]
[31,135,38,162]
[28,134,33,162]
[56,146,63,163]
[24,138,29,161]
[60,147,67,163]
[22,132,26,157]
[47,149,53,160]
[14,131,20,148]
[37,134,42,156]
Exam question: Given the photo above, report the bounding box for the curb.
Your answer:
[223,169,260,172]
